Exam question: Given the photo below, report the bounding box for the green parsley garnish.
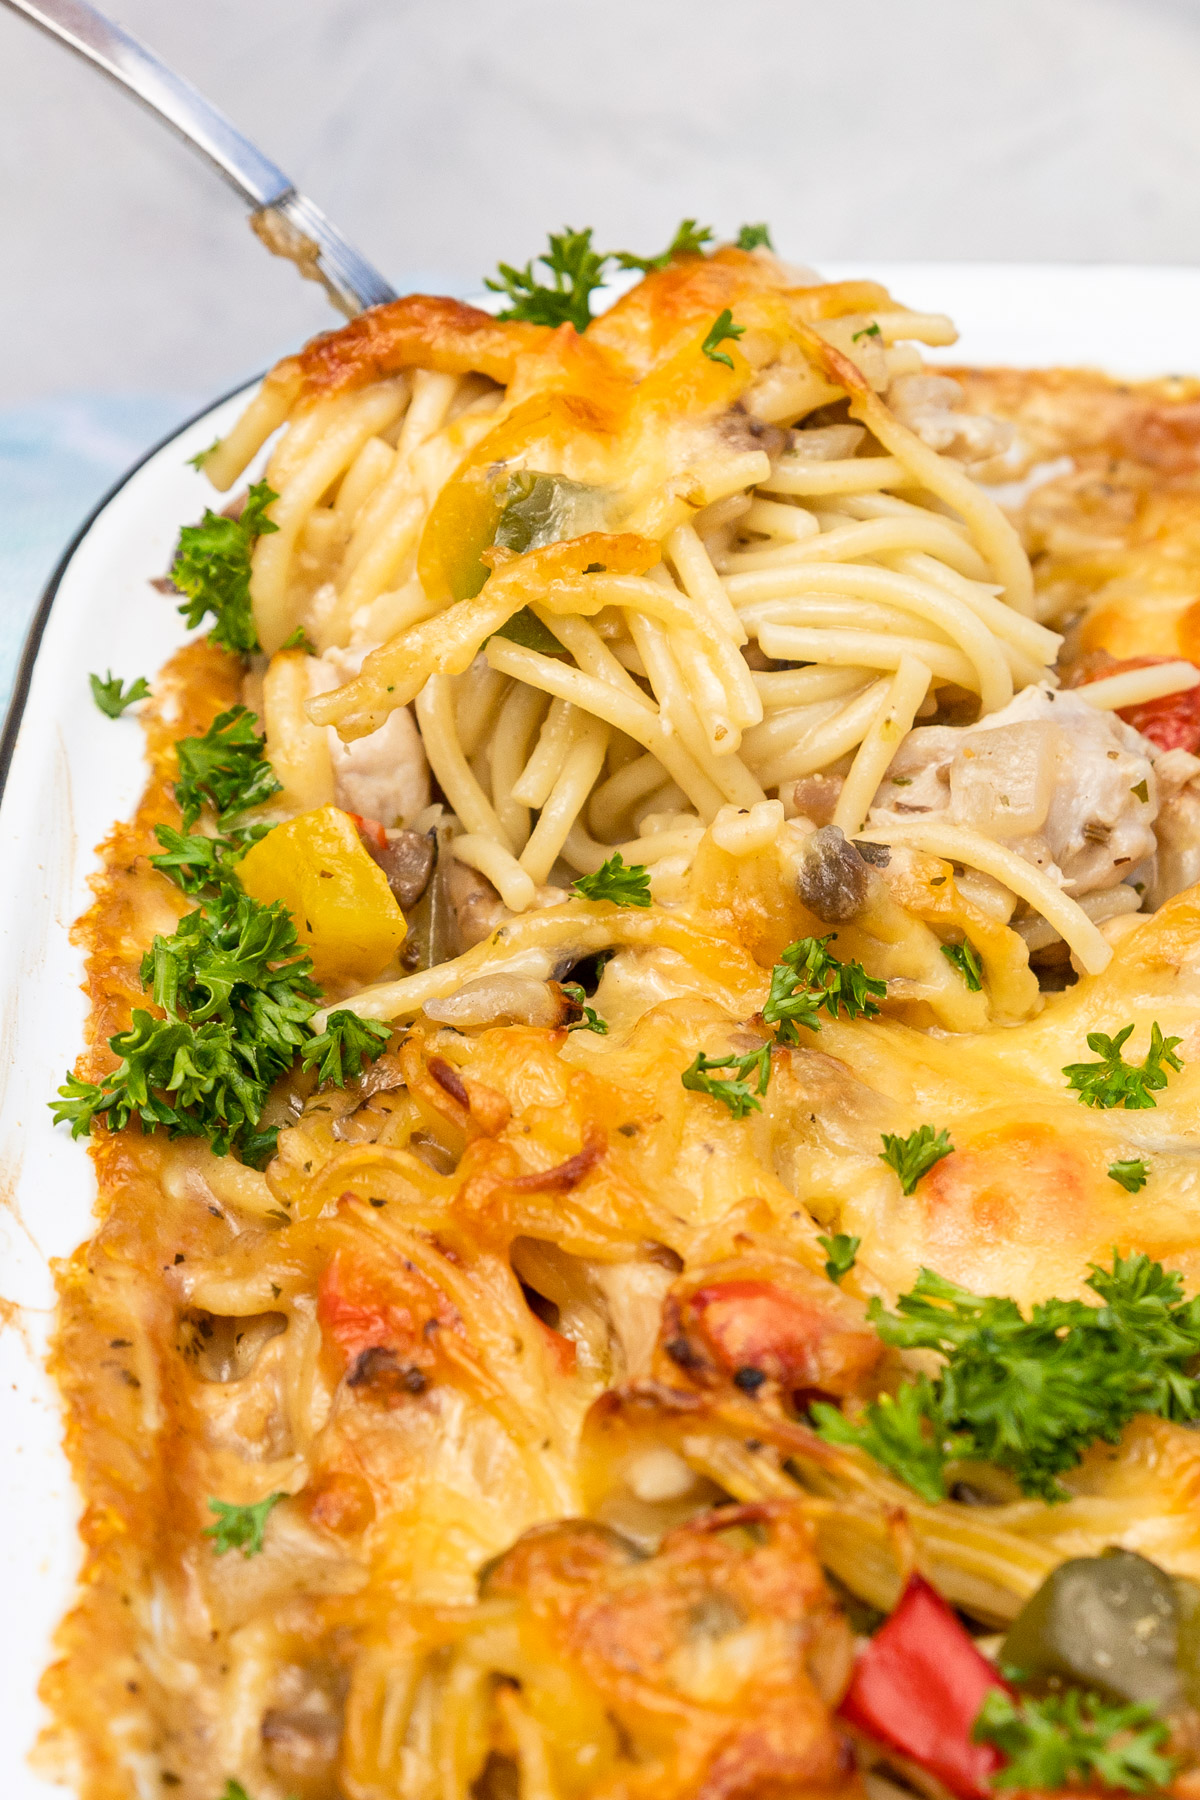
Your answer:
[682,936,885,1119]
[852,322,882,342]
[89,671,150,718]
[973,1687,1176,1794]
[1108,1157,1150,1193]
[148,823,270,897]
[52,709,389,1163]
[941,939,983,992]
[301,1010,392,1085]
[486,221,719,332]
[879,1125,954,1195]
[735,222,774,251]
[681,1044,772,1119]
[485,226,611,333]
[173,706,282,831]
[762,934,887,1042]
[52,884,318,1162]
[51,860,387,1167]
[279,626,316,653]
[573,852,652,908]
[205,1491,284,1557]
[1132,779,1150,804]
[814,1250,1200,1503]
[615,218,715,273]
[186,438,221,472]
[700,308,746,370]
[812,1374,949,1504]
[561,983,608,1034]
[818,1232,860,1284]
[220,1783,255,1800]
[169,480,278,655]
[1064,1023,1183,1111]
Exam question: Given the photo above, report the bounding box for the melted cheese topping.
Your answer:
[41,297,1200,1800]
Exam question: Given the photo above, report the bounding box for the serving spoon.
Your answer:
[2,0,395,317]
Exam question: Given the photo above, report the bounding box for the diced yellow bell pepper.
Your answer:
[238,805,406,986]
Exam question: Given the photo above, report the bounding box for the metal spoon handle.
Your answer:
[2,0,396,314]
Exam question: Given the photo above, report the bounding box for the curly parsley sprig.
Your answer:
[51,883,383,1164]
[973,1688,1176,1794]
[486,227,611,332]
[682,1044,772,1119]
[573,852,652,908]
[812,1374,952,1505]
[205,1492,285,1557]
[89,671,150,718]
[813,1251,1200,1503]
[52,879,320,1162]
[683,935,887,1119]
[173,706,282,831]
[818,1232,860,1285]
[149,822,270,896]
[301,1010,392,1085]
[51,723,387,1165]
[170,480,277,655]
[880,1125,954,1195]
[615,218,715,273]
[485,220,774,332]
[1108,1157,1149,1193]
[1064,1022,1183,1110]
[701,308,746,370]
[762,934,887,1042]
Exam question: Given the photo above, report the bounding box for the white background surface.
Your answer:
[4,267,1200,1792]
[4,0,1200,403]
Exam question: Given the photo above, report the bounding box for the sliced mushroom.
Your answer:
[365,828,436,910]
[443,855,508,953]
[795,825,877,923]
[424,974,572,1030]
[261,1663,347,1787]
[262,1704,342,1784]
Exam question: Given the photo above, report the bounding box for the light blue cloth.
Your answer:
[0,394,202,724]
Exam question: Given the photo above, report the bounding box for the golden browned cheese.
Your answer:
[39,338,1200,1800]
[951,365,1200,660]
[278,257,894,408]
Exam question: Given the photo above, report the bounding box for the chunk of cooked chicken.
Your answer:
[869,686,1158,897]
[1148,747,1200,909]
[886,371,1017,471]
[310,647,430,824]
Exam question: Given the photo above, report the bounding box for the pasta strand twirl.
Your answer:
[416,674,514,851]
[832,654,932,837]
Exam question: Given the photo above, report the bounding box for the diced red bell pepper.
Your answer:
[839,1574,1009,1799]
[318,1249,422,1368]
[1121,682,1200,754]
[347,811,389,853]
[1079,654,1200,754]
[683,1277,884,1397]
